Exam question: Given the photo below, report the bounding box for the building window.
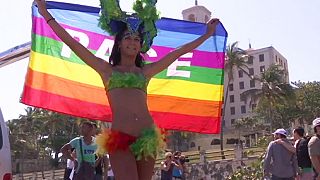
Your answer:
[227,138,239,144]
[239,82,244,89]
[229,84,234,91]
[188,14,195,22]
[250,79,255,88]
[231,119,235,124]
[238,70,243,78]
[275,55,278,63]
[211,139,221,145]
[248,56,253,64]
[230,107,235,115]
[190,142,196,148]
[259,54,264,62]
[249,68,254,75]
[230,95,234,103]
[260,66,265,72]
[241,105,246,114]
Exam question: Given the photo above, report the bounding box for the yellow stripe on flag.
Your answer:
[148,79,223,101]
[29,51,104,87]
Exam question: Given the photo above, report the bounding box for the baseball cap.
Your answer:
[272,128,287,137]
[312,118,320,128]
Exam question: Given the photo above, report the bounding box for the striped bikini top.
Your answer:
[107,71,148,92]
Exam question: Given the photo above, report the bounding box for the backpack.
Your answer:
[296,137,312,168]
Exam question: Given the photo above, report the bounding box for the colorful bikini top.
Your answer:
[107,71,148,92]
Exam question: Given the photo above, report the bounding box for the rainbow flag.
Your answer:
[22,1,227,134]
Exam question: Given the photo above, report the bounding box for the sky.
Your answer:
[0,0,319,121]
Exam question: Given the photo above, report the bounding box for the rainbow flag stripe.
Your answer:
[21,1,227,134]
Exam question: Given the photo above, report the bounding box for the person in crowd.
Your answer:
[104,154,115,180]
[293,127,313,180]
[35,0,219,179]
[263,128,299,180]
[278,127,314,180]
[172,151,183,180]
[69,149,77,180]
[64,148,75,180]
[60,121,97,179]
[308,118,320,180]
[161,152,181,180]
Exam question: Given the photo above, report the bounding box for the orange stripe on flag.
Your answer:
[148,95,222,117]
[25,68,108,105]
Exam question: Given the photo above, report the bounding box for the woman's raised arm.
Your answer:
[143,18,219,78]
[35,0,112,75]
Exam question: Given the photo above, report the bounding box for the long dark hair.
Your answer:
[109,24,145,68]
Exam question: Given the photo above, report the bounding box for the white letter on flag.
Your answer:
[167,52,192,78]
[95,39,114,62]
[61,29,89,58]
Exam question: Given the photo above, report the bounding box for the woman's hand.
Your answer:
[34,0,50,19]
[205,18,220,37]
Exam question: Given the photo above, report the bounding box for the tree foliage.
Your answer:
[222,41,250,156]
[292,81,320,124]
[227,136,269,180]
[167,130,196,151]
[241,64,295,131]
[7,107,87,166]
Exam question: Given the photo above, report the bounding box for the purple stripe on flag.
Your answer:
[33,16,113,49]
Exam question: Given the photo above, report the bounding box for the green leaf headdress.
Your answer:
[99,0,159,53]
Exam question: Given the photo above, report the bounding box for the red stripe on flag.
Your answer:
[152,111,221,134]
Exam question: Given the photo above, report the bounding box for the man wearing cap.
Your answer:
[308,118,320,180]
[263,128,299,180]
[61,121,97,179]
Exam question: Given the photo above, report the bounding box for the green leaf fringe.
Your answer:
[99,0,160,52]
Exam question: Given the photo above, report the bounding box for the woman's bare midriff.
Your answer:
[107,88,154,137]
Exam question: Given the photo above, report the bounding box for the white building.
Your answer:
[182,5,211,23]
[180,4,289,150]
[223,46,289,129]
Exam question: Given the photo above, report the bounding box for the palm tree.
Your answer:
[221,41,250,158]
[240,64,294,132]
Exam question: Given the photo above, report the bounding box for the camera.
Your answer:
[179,156,189,163]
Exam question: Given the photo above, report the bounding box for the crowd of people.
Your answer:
[61,121,189,180]
[60,121,190,180]
[160,151,189,180]
[263,118,320,180]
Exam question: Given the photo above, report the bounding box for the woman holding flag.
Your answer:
[35,0,219,179]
